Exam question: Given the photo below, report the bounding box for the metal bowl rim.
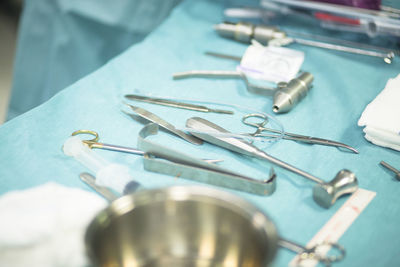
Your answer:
[85,185,279,266]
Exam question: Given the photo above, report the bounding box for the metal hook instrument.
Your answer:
[71,129,146,155]
[124,93,234,115]
[173,69,278,96]
[71,125,277,196]
[214,21,395,63]
[380,161,400,181]
[71,129,217,162]
[173,69,314,113]
[242,113,359,153]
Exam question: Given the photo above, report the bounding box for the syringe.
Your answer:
[63,136,141,195]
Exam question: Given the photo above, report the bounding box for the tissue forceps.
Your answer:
[242,113,359,154]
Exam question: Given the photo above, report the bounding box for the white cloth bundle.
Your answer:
[0,183,106,267]
[358,74,400,151]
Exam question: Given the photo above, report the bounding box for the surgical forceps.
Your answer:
[242,113,359,153]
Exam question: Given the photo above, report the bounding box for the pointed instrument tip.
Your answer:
[340,145,359,154]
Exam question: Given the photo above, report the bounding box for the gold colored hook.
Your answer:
[71,130,99,149]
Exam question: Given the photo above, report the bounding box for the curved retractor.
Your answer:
[172,70,277,96]
[137,123,277,196]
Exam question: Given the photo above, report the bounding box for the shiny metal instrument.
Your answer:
[137,123,277,195]
[124,104,203,145]
[86,186,346,267]
[173,68,314,113]
[273,72,314,113]
[205,51,242,61]
[290,37,394,64]
[125,93,234,115]
[72,129,145,155]
[186,117,359,208]
[71,129,216,163]
[214,21,395,63]
[79,172,150,200]
[380,161,400,181]
[72,125,277,196]
[242,113,359,153]
[284,29,400,57]
[79,172,119,201]
[185,52,314,113]
[173,69,277,96]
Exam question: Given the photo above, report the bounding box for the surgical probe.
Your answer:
[214,21,395,63]
[173,70,314,113]
[380,161,400,181]
[124,93,234,115]
[70,130,218,163]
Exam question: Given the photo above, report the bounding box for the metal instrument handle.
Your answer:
[79,172,118,201]
[125,94,233,115]
[173,70,243,79]
[71,130,144,155]
[125,105,203,145]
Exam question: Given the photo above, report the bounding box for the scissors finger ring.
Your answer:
[71,130,99,148]
[302,242,346,266]
[242,113,269,128]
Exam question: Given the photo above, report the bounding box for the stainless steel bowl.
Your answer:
[85,186,279,267]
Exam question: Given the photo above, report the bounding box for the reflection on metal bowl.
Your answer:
[85,186,279,267]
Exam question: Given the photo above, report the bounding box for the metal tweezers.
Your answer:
[137,123,277,195]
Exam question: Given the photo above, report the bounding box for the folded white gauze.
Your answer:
[358,73,400,151]
[0,183,107,267]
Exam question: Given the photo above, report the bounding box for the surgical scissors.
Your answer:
[242,113,359,153]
